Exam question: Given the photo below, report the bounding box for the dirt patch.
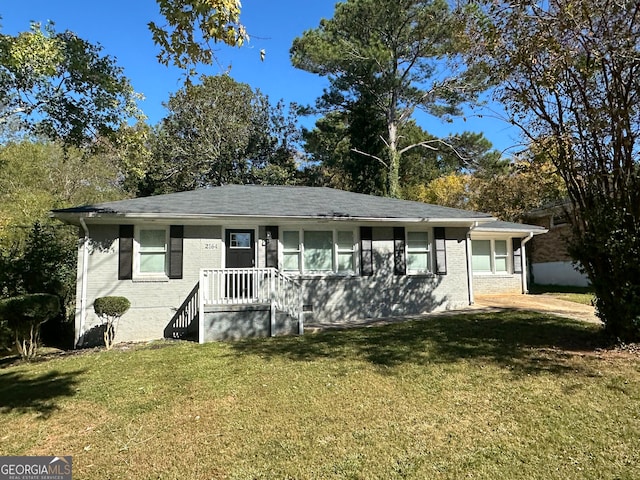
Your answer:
[474,293,600,324]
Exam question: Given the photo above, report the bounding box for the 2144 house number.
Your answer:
[204,243,218,250]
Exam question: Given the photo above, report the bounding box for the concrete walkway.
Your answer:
[473,293,600,324]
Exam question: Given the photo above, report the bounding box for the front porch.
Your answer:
[165,268,304,342]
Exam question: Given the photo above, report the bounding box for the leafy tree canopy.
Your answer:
[150,0,247,75]
[0,22,140,146]
[140,75,300,195]
[0,141,126,248]
[406,172,470,210]
[406,153,565,222]
[0,140,131,347]
[469,0,640,340]
[0,293,60,359]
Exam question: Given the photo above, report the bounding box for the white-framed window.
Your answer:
[136,227,168,275]
[406,231,431,273]
[472,239,509,274]
[282,230,301,271]
[304,230,333,272]
[230,231,252,249]
[281,228,356,274]
[336,230,355,273]
[494,240,508,273]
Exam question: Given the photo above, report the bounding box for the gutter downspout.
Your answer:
[520,232,535,294]
[466,222,479,305]
[77,218,90,348]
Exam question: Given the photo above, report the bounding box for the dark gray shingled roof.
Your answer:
[52,185,495,221]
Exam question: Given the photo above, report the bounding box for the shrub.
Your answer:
[94,296,130,350]
[1,222,77,349]
[0,294,61,359]
[0,319,11,352]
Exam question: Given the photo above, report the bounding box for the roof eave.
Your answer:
[52,210,496,225]
[472,227,548,235]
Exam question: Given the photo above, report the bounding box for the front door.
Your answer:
[225,230,255,298]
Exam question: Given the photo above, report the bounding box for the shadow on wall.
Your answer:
[88,233,118,253]
[78,323,106,348]
[200,307,299,342]
[303,250,447,325]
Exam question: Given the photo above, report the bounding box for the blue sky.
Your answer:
[1,1,520,154]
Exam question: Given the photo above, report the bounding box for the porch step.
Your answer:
[204,303,271,313]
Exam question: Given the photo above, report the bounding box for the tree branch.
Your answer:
[350,147,388,169]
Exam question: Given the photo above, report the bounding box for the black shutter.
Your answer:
[512,238,523,274]
[360,226,373,276]
[434,227,447,275]
[394,227,406,276]
[265,226,279,268]
[169,225,184,279]
[118,225,134,280]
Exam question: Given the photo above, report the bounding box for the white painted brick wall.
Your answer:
[302,227,472,325]
[73,222,525,343]
[472,274,522,294]
[76,224,222,345]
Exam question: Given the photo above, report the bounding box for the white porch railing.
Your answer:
[199,267,302,321]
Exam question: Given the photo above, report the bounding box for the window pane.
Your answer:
[230,232,251,248]
[472,240,491,271]
[140,252,165,273]
[337,252,353,272]
[495,257,507,272]
[407,231,428,250]
[304,231,333,271]
[494,240,507,272]
[495,240,507,256]
[283,231,299,250]
[283,252,299,271]
[337,231,353,250]
[140,229,165,251]
[407,252,428,271]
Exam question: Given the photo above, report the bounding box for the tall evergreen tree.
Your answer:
[291,0,486,197]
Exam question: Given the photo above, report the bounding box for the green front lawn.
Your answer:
[530,284,596,305]
[1,312,638,479]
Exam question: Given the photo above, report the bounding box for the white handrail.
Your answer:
[199,268,302,319]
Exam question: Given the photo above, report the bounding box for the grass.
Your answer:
[1,311,639,479]
[530,283,596,305]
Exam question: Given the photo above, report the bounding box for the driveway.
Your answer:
[474,293,600,324]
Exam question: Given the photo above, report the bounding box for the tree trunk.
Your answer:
[386,119,401,198]
[104,321,114,350]
[387,149,401,199]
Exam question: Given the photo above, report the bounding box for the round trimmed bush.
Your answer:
[94,296,131,319]
[93,296,130,350]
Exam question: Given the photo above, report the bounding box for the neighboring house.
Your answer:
[524,202,590,287]
[52,185,547,347]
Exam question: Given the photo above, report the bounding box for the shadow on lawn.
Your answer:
[0,369,85,418]
[231,311,605,377]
